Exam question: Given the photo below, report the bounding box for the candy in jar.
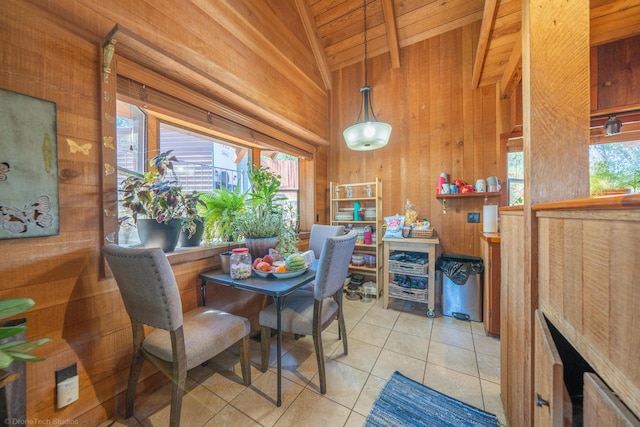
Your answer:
[230,248,252,279]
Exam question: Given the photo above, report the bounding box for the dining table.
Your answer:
[199,261,318,407]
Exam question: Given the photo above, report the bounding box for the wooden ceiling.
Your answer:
[299,0,640,94]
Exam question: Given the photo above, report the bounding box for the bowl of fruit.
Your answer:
[251,253,309,279]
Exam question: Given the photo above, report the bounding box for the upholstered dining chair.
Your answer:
[308,224,345,258]
[259,230,357,394]
[102,244,251,426]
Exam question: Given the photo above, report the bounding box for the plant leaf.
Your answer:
[0,326,26,340]
[0,351,13,370]
[0,298,34,321]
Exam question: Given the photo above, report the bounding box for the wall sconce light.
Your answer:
[604,115,622,136]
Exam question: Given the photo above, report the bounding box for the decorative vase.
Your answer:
[136,218,181,253]
[244,236,278,260]
[178,219,204,247]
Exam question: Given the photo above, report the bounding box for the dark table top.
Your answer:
[200,261,317,297]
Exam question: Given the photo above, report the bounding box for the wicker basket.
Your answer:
[389,281,428,303]
[411,228,436,238]
[389,260,428,275]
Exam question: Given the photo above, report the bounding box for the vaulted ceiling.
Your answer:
[299,0,640,94]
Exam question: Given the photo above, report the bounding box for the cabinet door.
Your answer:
[596,35,640,111]
[583,373,640,427]
[482,240,501,336]
[534,310,571,427]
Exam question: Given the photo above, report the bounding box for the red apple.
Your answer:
[263,254,274,265]
[252,257,263,269]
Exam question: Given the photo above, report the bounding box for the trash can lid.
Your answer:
[439,253,483,263]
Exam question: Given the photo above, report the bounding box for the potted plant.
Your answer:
[198,186,247,244]
[233,166,299,258]
[0,298,51,422]
[120,151,204,252]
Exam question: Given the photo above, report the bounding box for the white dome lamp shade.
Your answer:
[343,86,392,151]
[343,0,392,151]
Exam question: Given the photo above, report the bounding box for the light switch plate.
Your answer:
[57,375,78,408]
[467,212,480,223]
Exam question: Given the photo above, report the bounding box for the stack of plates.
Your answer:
[364,208,376,220]
[335,213,353,221]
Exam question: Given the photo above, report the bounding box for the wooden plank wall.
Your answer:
[498,208,526,424]
[329,21,500,257]
[537,207,640,418]
[0,0,327,423]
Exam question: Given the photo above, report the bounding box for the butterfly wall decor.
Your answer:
[67,138,92,156]
[0,162,10,181]
[0,195,54,234]
[1,88,59,239]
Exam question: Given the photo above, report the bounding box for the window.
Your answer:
[115,101,146,245]
[260,151,299,231]
[505,137,640,204]
[507,151,524,206]
[115,100,253,245]
[159,122,250,194]
[589,140,640,195]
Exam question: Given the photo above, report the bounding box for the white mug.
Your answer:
[441,183,450,194]
[475,179,486,192]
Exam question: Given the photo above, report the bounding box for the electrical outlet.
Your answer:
[56,363,78,408]
[467,212,480,223]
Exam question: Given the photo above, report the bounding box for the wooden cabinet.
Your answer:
[481,233,501,336]
[583,373,640,427]
[382,237,439,318]
[534,310,571,427]
[592,35,640,113]
[330,179,383,297]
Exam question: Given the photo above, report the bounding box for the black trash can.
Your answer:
[437,254,484,321]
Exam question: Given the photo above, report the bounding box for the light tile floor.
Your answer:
[102,297,507,427]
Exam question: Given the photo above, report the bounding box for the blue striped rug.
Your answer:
[365,371,500,427]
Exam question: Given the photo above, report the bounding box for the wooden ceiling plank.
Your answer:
[500,37,522,97]
[472,0,500,88]
[382,0,401,68]
[295,0,333,90]
[191,0,326,96]
[400,12,484,49]
[590,4,640,45]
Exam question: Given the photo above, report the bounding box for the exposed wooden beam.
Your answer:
[294,0,333,91]
[500,37,522,98]
[381,0,400,69]
[471,0,500,88]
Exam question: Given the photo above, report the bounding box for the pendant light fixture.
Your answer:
[343,0,392,151]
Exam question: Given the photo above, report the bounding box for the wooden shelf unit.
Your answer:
[330,179,383,297]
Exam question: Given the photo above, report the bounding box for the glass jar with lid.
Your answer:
[230,248,252,280]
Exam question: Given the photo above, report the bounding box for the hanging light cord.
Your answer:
[363,0,368,86]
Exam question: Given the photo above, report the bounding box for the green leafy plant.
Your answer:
[0,299,51,369]
[198,186,247,243]
[120,151,204,238]
[232,166,299,256]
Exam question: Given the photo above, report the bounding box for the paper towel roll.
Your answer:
[483,205,498,233]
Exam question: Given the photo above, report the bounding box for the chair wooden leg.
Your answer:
[169,364,186,427]
[313,331,327,394]
[126,352,144,419]
[260,325,271,372]
[240,334,251,386]
[338,310,348,356]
